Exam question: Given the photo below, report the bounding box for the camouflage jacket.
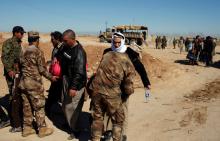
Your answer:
[89,51,135,97]
[19,45,52,91]
[1,36,22,73]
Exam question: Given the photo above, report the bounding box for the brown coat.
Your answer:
[89,51,135,97]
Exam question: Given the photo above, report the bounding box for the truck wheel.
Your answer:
[137,39,143,46]
[100,36,105,42]
[130,39,136,45]
[125,38,130,45]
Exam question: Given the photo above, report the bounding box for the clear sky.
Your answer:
[0,0,220,35]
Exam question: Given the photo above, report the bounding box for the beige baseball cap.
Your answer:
[28,31,40,38]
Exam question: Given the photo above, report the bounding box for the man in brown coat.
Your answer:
[89,43,135,141]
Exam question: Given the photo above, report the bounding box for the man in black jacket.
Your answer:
[45,31,63,117]
[60,29,87,140]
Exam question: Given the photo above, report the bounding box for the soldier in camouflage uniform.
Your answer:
[89,37,135,141]
[1,26,25,130]
[18,31,57,137]
[102,32,151,141]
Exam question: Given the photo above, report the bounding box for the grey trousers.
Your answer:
[62,76,85,131]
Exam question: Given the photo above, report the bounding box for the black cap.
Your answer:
[12,26,26,34]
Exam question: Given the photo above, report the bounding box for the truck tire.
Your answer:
[100,36,106,42]
[125,38,130,45]
[130,39,136,44]
[137,39,143,46]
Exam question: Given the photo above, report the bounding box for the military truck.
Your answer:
[99,25,148,46]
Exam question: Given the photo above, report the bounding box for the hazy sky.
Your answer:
[0,0,220,35]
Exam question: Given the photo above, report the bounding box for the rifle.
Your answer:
[12,73,20,97]
[11,63,20,97]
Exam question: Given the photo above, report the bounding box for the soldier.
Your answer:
[89,33,135,141]
[102,32,151,141]
[173,38,177,49]
[1,26,25,131]
[161,36,167,50]
[155,36,158,49]
[18,31,57,137]
[157,36,162,49]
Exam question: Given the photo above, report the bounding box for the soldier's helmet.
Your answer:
[12,26,26,34]
[28,31,40,39]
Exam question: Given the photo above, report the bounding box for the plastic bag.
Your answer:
[49,61,61,76]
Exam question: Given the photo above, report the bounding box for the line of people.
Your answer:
[174,35,217,66]
[0,26,151,141]
[155,35,217,66]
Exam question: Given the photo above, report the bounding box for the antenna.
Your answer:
[105,21,108,30]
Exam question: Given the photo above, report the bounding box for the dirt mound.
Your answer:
[130,52,169,87]
[38,42,170,88]
[84,45,170,88]
[142,52,168,78]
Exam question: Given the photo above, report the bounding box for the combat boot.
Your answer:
[122,135,127,141]
[101,130,112,141]
[38,127,53,138]
[22,127,35,137]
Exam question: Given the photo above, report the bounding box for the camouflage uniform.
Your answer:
[1,36,22,95]
[89,51,135,141]
[1,36,23,129]
[18,35,53,129]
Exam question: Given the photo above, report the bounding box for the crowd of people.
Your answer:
[176,36,216,66]
[156,35,217,66]
[0,26,151,141]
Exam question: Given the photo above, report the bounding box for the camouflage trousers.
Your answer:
[104,97,129,136]
[21,92,46,129]
[91,93,124,141]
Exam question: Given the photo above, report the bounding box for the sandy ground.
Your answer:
[0,34,220,141]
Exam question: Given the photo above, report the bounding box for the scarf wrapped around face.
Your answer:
[111,32,127,53]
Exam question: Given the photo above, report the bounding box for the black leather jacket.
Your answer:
[57,41,87,90]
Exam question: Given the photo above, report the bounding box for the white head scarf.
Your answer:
[111,32,127,53]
